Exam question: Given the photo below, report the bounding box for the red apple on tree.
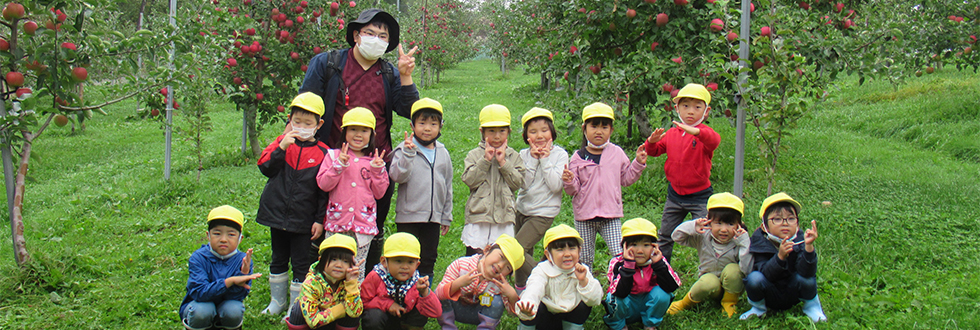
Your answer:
[5,71,24,87]
[656,13,668,27]
[227,58,238,67]
[671,56,683,64]
[761,26,771,37]
[706,82,718,91]
[277,105,286,112]
[71,67,88,82]
[727,31,738,42]
[150,109,160,117]
[650,42,659,51]
[0,38,8,51]
[674,0,688,6]
[15,87,31,98]
[570,45,578,54]
[2,2,25,20]
[23,21,37,35]
[662,83,674,93]
[256,93,264,100]
[626,9,636,19]
[834,3,844,13]
[54,115,69,127]
[798,2,810,10]
[710,19,723,32]
[61,42,77,51]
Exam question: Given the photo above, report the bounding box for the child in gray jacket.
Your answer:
[390,98,454,280]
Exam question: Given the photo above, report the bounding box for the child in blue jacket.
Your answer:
[180,205,262,330]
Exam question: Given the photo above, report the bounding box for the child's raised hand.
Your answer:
[226,273,263,289]
[279,131,301,150]
[622,243,635,261]
[371,149,387,167]
[491,273,518,301]
[561,164,574,183]
[672,121,701,136]
[416,275,431,296]
[516,301,535,317]
[635,145,648,165]
[337,143,350,165]
[240,248,253,275]
[484,144,496,161]
[650,244,664,264]
[694,217,711,234]
[574,263,589,286]
[539,140,552,158]
[646,128,666,144]
[734,225,747,238]
[495,141,507,166]
[455,270,482,289]
[804,220,818,252]
[388,303,407,317]
[777,238,794,261]
[346,259,363,281]
[403,131,417,150]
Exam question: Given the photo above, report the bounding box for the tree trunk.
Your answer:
[630,92,653,139]
[540,72,549,90]
[245,104,262,157]
[11,137,34,266]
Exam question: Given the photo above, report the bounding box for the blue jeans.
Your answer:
[602,286,672,329]
[180,300,245,329]
[744,271,817,310]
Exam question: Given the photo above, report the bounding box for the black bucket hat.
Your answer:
[346,9,399,53]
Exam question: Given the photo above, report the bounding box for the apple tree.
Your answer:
[400,0,477,86]
[1,0,184,266]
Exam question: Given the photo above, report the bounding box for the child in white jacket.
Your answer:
[515,224,603,330]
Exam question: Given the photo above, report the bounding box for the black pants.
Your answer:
[361,307,428,330]
[287,300,360,329]
[270,228,315,282]
[395,222,441,277]
[365,173,396,274]
[519,302,592,330]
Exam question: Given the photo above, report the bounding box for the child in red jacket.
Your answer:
[643,84,721,263]
[360,233,441,329]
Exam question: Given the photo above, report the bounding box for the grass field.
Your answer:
[1,59,978,329]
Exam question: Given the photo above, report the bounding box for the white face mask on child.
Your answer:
[294,127,316,140]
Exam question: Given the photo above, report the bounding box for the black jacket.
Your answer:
[255,136,329,233]
[748,228,818,283]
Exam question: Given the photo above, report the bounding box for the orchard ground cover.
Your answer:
[0,59,979,329]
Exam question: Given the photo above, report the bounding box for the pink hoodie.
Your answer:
[562,143,645,221]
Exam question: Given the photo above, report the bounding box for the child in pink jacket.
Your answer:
[562,102,647,267]
[317,107,390,279]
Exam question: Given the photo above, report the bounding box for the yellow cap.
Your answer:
[543,224,584,248]
[207,205,245,229]
[521,107,554,127]
[759,192,802,220]
[341,107,376,130]
[290,92,325,117]
[319,234,358,256]
[621,218,658,240]
[383,232,421,259]
[411,98,443,117]
[672,83,712,106]
[480,104,511,127]
[708,192,744,215]
[582,102,615,123]
[494,234,525,272]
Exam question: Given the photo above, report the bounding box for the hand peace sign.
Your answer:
[397,44,418,77]
[403,131,417,151]
[371,149,387,167]
[337,143,350,165]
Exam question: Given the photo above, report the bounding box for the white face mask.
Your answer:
[295,127,316,140]
[358,35,388,60]
[587,140,608,150]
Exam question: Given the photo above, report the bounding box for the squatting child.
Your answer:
[180,205,261,330]
[740,193,826,322]
[361,232,442,330]
[667,192,752,317]
[316,107,390,279]
[436,234,525,329]
[389,98,454,279]
[643,83,721,263]
[461,104,526,256]
[286,234,363,330]
[603,218,681,330]
[515,224,603,330]
[514,107,568,290]
[562,102,647,267]
[256,92,331,314]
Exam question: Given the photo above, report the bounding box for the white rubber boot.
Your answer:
[261,272,289,315]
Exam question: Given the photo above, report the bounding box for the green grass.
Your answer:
[1,60,979,329]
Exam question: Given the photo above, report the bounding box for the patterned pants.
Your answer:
[574,217,623,267]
